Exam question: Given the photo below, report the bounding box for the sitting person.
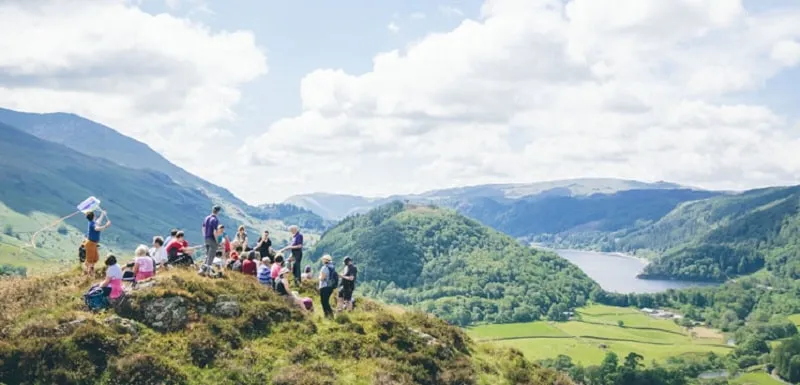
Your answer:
[274,267,310,312]
[301,265,313,280]
[165,231,193,265]
[149,236,168,266]
[99,254,124,301]
[241,250,258,276]
[227,244,243,270]
[212,250,225,270]
[257,256,273,287]
[133,244,156,282]
[271,255,284,281]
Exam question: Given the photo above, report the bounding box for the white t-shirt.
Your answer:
[106,264,123,280]
[149,247,168,264]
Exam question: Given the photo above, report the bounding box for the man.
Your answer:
[338,256,358,311]
[200,205,223,276]
[279,225,303,284]
[83,210,111,276]
[255,230,272,260]
[164,228,178,248]
[149,236,168,265]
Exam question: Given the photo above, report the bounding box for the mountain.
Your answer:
[248,203,333,231]
[310,202,600,326]
[286,178,692,220]
[0,121,221,253]
[602,186,800,281]
[0,107,244,207]
[0,269,574,385]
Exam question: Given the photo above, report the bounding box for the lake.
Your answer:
[554,249,720,294]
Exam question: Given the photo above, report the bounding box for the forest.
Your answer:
[311,201,599,326]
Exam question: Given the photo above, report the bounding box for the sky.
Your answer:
[1,0,799,204]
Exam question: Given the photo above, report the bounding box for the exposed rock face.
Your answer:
[104,315,142,336]
[212,295,241,318]
[142,296,188,332]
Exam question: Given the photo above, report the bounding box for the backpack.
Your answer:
[78,244,86,263]
[84,284,109,311]
[326,265,339,288]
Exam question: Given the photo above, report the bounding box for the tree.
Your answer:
[618,320,625,328]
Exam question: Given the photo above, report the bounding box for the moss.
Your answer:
[103,354,189,385]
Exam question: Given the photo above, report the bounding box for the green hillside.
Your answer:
[0,269,574,385]
[613,186,800,281]
[310,202,600,326]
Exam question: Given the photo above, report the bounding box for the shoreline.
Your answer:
[531,244,651,266]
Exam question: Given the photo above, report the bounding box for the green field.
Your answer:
[730,372,786,385]
[467,304,733,365]
[789,314,800,327]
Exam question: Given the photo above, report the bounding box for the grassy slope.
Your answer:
[467,305,732,365]
[730,372,787,385]
[0,269,573,385]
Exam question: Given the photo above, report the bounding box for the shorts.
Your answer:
[84,240,99,264]
[339,285,354,301]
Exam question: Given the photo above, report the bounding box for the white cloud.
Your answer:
[240,0,800,203]
[771,40,800,67]
[387,22,400,34]
[0,0,266,169]
[410,12,426,20]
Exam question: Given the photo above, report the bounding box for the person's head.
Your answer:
[263,230,270,238]
[215,250,223,257]
[279,267,290,277]
[261,256,271,265]
[153,236,164,247]
[288,225,298,234]
[235,245,243,253]
[344,256,353,265]
[274,255,284,264]
[135,245,148,257]
[170,229,178,237]
[238,225,245,233]
[218,225,225,232]
[105,254,117,266]
[86,212,95,221]
[247,251,257,261]
[304,265,311,273]
[176,231,185,240]
[321,254,332,264]
[212,205,222,215]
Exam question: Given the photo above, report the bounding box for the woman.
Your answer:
[275,267,309,311]
[318,254,336,319]
[301,265,313,280]
[133,244,155,282]
[149,236,168,266]
[100,254,124,301]
[84,210,111,276]
[257,256,273,287]
[234,225,248,249]
[271,255,284,281]
[217,225,231,259]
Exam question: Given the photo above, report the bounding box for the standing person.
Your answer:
[234,225,248,249]
[83,210,111,276]
[279,225,303,285]
[318,255,337,319]
[255,230,272,260]
[338,256,358,311]
[200,205,223,276]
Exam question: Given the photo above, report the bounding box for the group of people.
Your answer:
[83,205,358,318]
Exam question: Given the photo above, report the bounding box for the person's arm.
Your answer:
[100,276,111,287]
[133,261,140,275]
[96,211,112,231]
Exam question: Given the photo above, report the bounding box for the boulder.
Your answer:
[142,297,188,332]
[104,315,141,336]
[212,298,241,318]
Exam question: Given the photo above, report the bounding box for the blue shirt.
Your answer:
[87,220,100,242]
[203,215,219,240]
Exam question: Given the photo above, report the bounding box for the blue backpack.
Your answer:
[84,284,109,311]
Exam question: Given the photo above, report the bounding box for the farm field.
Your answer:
[730,372,787,385]
[466,304,733,365]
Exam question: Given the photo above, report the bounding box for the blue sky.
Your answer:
[1,0,799,203]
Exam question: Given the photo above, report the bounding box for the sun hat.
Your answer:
[279,267,290,275]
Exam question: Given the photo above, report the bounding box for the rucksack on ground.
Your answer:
[83,284,109,311]
[78,244,86,263]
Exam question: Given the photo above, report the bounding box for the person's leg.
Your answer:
[292,251,303,284]
[320,287,334,318]
[201,239,218,274]
[343,286,354,311]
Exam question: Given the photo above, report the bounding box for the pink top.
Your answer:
[271,263,282,279]
[106,264,124,299]
[135,256,154,273]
